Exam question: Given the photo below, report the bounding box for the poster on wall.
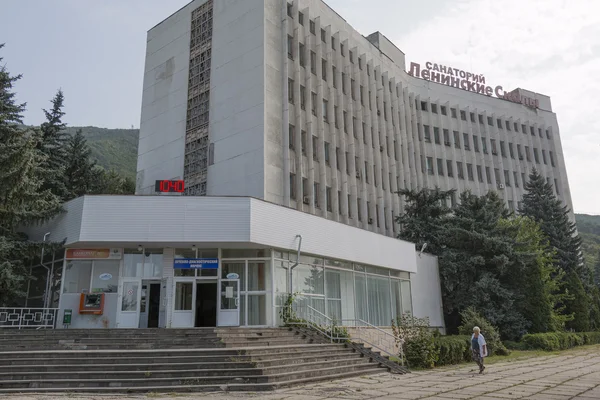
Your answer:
[66,248,123,260]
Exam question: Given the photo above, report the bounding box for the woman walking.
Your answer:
[471,326,487,374]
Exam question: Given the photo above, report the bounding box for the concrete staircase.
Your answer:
[0,327,386,393]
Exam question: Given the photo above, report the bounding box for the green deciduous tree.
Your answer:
[0,44,62,305]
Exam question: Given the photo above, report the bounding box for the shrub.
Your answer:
[521,332,598,351]
[458,307,509,356]
[435,335,471,366]
[404,333,438,369]
[504,340,528,351]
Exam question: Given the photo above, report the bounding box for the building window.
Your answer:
[338,190,342,214]
[309,19,315,35]
[434,127,440,144]
[491,139,497,155]
[477,165,483,182]
[298,11,304,25]
[348,194,352,218]
[343,111,348,133]
[470,112,475,122]
[288,78,294,103]
[431,104,438,114]
[509,143,515,159]
[334,106,339,128]
[310,51,316,74]
[522,124,526,133]
[349,50,354,63]
[289,173,295,199]
[312,135,318,160]
[345,152,350,174]
[300,85,306,110]
[323,99,329,122]
[451,108,457,118]
[443,129,450,146]
[521,172,526,186]
[457,162,464,179]
[517,144,523,160]
[453,131,460,148]
[287,3,293,17]
[504,170,511,186]
[351,79,356,100]
[363,123,367,143]
[322,59,327,81]
[441,106,447,116]
[326,186,332,211]
[497,118,502,128]
[299,43,305,67]
[467,163,474,181]
[473,135,479,152]
[463,133,470,150]
[314,182,320,207]
[479,114,484,124]
[301,130,307,154]
[487,116,493,126]
[546,129,551,139]
[424,125,431,142]
[525,146,531,162]
[514,171,519,188]
[340,43,345,56]
[353,117,357,138]
[335,147,340,170]
[460,110,466,121]
[486,167,492,184]
[321,28,326,43]
[364,162,369,184]
[287,35,293,59]
[500,141,506,158]
[289,124,295,150]
[357,198,362,221]
[494,168,501,185]
[302,178,308,200]
[332,66,337,88]
[530,126,535,136]
[311,92,317,115]
[421,101,428,111]
[342,73,347,94]
[550,151,555,167]
[358,57,362,70]
[554,179,560,195]
[437,158,444,176]
[331,36,335,50]
[539,128,543,138]
[506,120,511,131]
[508,200,514,211]
[446,160,454,177]
[426,157,434,175]
[533,148,540,164]
[324,142,330,165]
[514,122,519,132]
[481,137,488,154]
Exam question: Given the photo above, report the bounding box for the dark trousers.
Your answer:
[472,349,484,370]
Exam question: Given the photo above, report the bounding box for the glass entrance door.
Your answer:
[117,278,141,328]
[218,279,240,326]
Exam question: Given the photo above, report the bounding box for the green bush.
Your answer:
[435,335,471,366]
[458,307,509,356]
[405,333,438,369]
[504,340,529,351]
[521,332,600,351]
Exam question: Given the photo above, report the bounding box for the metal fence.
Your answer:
[0,308,59,329]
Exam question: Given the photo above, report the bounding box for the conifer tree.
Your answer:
[63,129,100,200]
[38,90,69,200]
[519,168,589,331]
[0,44,62,305]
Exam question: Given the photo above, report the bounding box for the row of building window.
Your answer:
[418,100,552,140]
[419,124,556,167]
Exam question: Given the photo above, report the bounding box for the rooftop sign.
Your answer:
[408,61,539,109]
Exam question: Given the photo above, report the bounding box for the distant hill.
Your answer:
[576,214,600,273]
[64,126,138,180]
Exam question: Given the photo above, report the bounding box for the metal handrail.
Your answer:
[284,304,402,363]
[0,308,59,329]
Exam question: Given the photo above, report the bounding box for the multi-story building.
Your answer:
[136,0,574,238]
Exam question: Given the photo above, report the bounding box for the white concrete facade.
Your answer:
[137,0,575,234]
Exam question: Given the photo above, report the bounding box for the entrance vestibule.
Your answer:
[195,281,217,327]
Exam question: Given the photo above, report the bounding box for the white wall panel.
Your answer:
[412,253,445,332]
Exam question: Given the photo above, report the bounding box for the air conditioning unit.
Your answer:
[303,196,310,204]
[498,184,505,189]
[444,141,451,146]
[380,145,384,152]
[377,110,381,116]
[356,171,361,179]
[492,150,498,155]
[518,156,524,160]
[368,218,374,224]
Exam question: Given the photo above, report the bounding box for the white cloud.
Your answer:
[394,0,600,214]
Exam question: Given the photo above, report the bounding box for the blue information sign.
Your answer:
[174,258,219,269]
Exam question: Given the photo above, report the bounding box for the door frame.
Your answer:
[217,278,240,327]
[117,277,142,328]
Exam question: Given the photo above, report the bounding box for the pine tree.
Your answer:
[395,187,454,255]
[63,129,100,200]
[0,44,62,306]
[38,90,69,200]
[519,168,589,331]
[440,191,528,339]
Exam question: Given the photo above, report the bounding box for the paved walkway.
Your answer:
[8,346,600,399]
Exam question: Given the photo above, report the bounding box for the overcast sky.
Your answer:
[1,0,598,215]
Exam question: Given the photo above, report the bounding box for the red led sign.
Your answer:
[155,180,185,193]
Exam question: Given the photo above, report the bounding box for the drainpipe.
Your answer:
[40,232,51,310]
[288,234,303,294]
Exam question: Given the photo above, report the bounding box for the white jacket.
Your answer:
[471,334,488,357]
